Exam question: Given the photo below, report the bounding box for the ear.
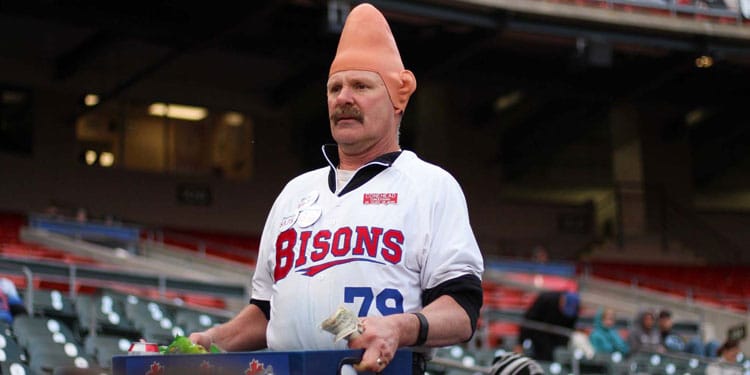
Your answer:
[399,70,417,97]
[397,70,417,110]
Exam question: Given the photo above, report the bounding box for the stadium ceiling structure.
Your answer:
[2,0,749,113]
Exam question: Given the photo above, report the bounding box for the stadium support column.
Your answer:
[639,105,694,233]
[413,82,450,164]
[610,103,695,243]
[610,103,647,238]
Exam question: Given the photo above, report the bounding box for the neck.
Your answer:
[337,138,399,170]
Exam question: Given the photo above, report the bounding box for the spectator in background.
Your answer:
[589,307,629,356]
[627,309,663,353]
[0,278,27,324]
[515,291,580,361]
[659,309,719,357]
[706,339,742,375]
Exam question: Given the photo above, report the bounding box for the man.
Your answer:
[658,309,719,357]
[627,309,663,353]
[189,4,484,374]
[515,291,579,361]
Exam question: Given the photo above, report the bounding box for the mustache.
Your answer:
[331,105,363,123]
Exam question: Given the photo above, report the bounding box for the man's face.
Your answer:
[643,313,654,329]
[659,316,672,331]
[327,70,398,155]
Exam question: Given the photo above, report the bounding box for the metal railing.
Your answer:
[0,257,247,300]
[551,0,749,24]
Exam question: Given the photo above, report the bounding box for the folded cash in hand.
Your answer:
[320,306,362,342]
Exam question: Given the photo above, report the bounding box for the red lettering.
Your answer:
[353,226,382,257]
[311,230,331,262]
[274,229,297,281]
[381,230,403,264]
[295,231,312,267]
[331,227,353,256]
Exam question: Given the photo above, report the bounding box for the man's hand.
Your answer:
[347,315,403,372]
[189,331,212,351]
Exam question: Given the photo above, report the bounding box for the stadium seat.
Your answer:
[12,316,77,349]
[83,334,130,369]
[3,362,30,375]
[174,309,225,334]
[0,334,28,375]
[0,330,26,364]
[29,351,96,375]
[76,294,138,338]
[52,367,109,375]
[27,289,78,321]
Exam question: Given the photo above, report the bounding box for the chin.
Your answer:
[332,129,362,145]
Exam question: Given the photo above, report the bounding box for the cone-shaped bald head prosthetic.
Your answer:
[329,3,417,112]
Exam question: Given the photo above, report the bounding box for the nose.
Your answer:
[334,85,354,105]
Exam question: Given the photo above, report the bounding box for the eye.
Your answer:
[327,84,341,94]
[354,82,368,90]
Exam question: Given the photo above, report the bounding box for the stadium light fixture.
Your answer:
[84,150,97,166]
[695,55,713,68]
[99,152,115,167]
[149,102,208,121]
[84,94,99,107]
[224,111,245,127]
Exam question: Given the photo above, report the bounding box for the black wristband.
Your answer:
[412,312,429,346]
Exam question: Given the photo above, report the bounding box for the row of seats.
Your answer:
[586,262,750,310]
[8,287,229,374]
[427,344,744,375]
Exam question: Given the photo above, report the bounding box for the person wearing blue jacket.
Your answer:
[589,307,629,355]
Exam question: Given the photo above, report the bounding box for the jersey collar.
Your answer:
[322,144,402,196]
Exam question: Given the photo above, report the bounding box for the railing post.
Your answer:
[22,266,34,316]
[572,350,581,375]
[69,264,77,299]
[158,275,167,299]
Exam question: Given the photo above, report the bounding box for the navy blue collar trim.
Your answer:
[322,144,402,196]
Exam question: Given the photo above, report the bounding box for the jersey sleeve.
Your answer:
[420,174,484,290]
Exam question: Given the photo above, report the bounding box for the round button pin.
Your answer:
[298,190,320,209]
[297,206,322,228]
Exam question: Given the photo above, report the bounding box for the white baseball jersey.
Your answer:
[252,147,484,350]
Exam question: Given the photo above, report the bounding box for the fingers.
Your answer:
[188,332,211,350]
[348,316,398,372]
[352,348,389,372]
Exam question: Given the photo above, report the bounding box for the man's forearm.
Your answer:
[208,304,268,351]
[392,295,473,348]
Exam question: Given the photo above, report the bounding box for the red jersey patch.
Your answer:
[363,193,398,205]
